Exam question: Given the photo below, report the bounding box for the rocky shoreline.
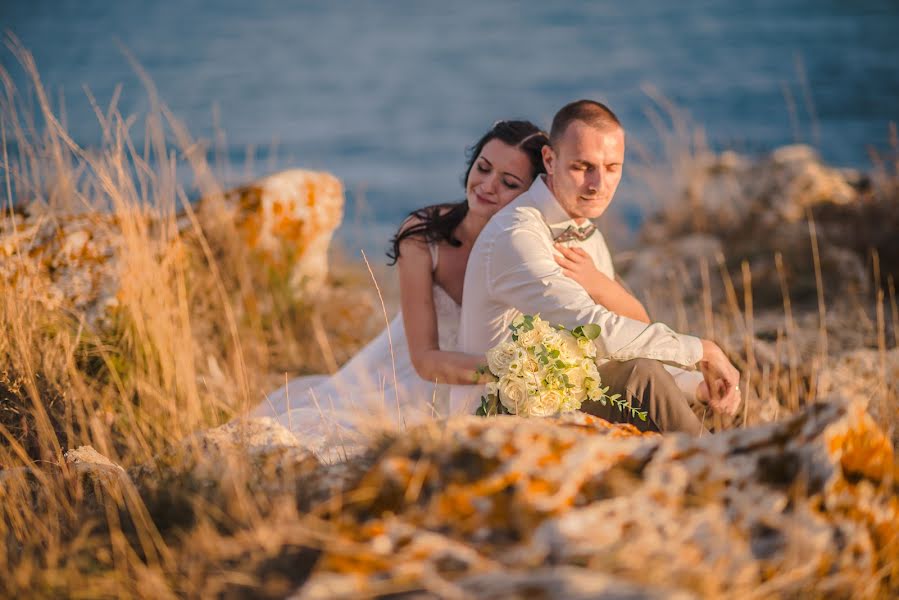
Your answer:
[2,143,898,597]
[57,399,898,598]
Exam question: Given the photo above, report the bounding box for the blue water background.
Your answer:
[2,0,898,256]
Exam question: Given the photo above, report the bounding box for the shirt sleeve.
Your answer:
[485,221,703,369]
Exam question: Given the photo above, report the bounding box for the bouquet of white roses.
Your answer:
[476,314,647,421]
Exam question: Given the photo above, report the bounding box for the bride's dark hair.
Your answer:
[387,120,548,264]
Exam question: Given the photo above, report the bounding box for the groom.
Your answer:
[451,99,741,434]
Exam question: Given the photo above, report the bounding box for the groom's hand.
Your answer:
[698,340,741,416]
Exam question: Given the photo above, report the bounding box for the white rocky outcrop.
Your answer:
[291,402,898,598]
[194,169,344,294]
[0,169,344,328]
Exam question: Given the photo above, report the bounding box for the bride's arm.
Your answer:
[397,234,492,385]
[553,243,650,323]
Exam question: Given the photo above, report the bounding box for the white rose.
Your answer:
[498,375,530,414]
[523,357,541,374]
[577,336,597,358]
[568,385,588,405]
[566,367,586,388]
[585,376,602,400]
[507,347,532,375]
[561,333,581,357]
[564,368,587,399]
[486,342,518,375]
[533,317,554,336]
[581,359,600,378]
[516,326,543,349]
[541,330,565,352]
[529,389,564,417]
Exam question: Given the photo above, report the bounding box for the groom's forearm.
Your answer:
[585,272,650,323]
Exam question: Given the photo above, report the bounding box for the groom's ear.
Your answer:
[541,144,555,176]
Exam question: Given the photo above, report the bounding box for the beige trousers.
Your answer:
[579,358,707,435]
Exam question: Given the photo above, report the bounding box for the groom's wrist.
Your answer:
[698,339,723,367]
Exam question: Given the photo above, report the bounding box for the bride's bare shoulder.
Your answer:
[397,204,455,246]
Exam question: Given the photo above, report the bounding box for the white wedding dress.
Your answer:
[250,242,460,459]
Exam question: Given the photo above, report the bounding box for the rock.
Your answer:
[63,445,146,520]
[690,144,858,229]
[144,416,318,480]
[818,348,899,429]
[622,233,725,309]
[456,567,696,600]
[195,169,344,295]
[639,144,881,311]
[0,211,128,325]
[190,416,305,457]
[128,417,319,531]
[643,142,860,242]
[758,145,857,223]
[65,445,126,475]
[0,169,345,328]
[289,402,898,598]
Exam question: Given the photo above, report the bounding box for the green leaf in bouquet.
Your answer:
[476,393,504,417]
[572,323,602,340]
[584,384,649,421]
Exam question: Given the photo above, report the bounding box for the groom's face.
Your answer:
[542,120,625,221]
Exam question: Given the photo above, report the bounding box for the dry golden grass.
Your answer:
[0,40,896,597]
[0,40,383,597]
[628,86,899,443]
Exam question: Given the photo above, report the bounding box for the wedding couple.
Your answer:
[252,100,741,455]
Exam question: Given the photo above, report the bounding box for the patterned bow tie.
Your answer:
[553,223,597,243]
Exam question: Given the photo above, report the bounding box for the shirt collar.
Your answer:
[524,175,588,237]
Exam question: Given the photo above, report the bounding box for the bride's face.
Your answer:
[466,139,534,219]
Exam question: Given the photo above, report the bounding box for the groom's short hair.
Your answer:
[550,100,622,144]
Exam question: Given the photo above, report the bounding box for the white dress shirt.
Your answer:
[450,176,704,415]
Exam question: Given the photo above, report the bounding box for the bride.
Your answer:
[250,120,550,455]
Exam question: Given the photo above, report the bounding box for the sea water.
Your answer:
[2,0,897,255]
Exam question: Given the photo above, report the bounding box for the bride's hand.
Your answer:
[554,243,603,296]
[555,243,652,323]
[472,364,499,384]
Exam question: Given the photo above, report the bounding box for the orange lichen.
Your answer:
[295,405,899,598]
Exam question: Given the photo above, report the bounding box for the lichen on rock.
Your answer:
[292,401,897,598]
[0,169,345,330]
[194,169,344,296]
